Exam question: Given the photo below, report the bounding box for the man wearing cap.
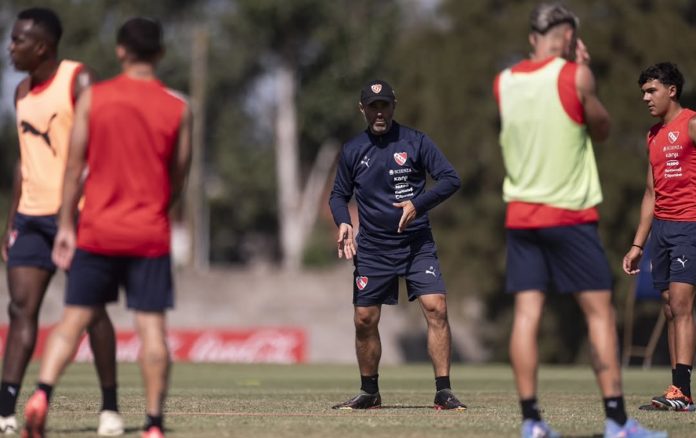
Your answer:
[494,3,666,438]
[329,79,464,410]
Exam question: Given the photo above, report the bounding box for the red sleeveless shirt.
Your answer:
[77,74,186,256]
[649,108,696,221]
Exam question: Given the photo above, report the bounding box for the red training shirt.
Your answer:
[649,108,696,221]
[77,74,186,256]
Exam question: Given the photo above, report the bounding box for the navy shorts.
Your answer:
[651,219,696,291]
[506,223,613,293]
[352,233,446,306]
[6,213,57,272]
[65,249,174,311]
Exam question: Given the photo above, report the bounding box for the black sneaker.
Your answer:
[651,385,695,411]
[433,389,467,410]
[332,392,381,410]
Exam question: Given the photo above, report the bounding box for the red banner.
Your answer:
[0,326,306,364]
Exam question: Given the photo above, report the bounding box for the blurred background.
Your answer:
[1,0,695,366]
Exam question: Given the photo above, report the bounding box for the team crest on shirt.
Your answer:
[371,84,382,94]
[668,131,680,144]
[393,152,408,166]
[356,276,369,290]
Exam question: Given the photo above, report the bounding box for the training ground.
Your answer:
[16,363,689,437]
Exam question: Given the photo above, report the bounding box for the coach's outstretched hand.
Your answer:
[337,223,356,260]
[52,226,77,270]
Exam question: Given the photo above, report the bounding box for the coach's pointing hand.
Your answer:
[394,200,416,233]
[337,223,356,259]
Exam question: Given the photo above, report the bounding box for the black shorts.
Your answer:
[506,223,613,293]
[6,213,57,272]
[651,219,696,291]
[352,234,446,306]
[65,249,174,311]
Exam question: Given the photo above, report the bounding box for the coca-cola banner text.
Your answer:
[0,326,307,364]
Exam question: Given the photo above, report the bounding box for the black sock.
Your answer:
[435,376,451,392]
[675,363,692,398]
[520,397,541,421]
[37,382,53,403]
[0,382,20,417]
[603,396,627,426]
[144,414,163,431]
[672,368,677,386]
[360,374,379,395]
[101,385,118,412]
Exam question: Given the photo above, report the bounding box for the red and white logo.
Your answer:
[371,84,382,94]
[393,152,407,166]
[668,131,680,144]
[356,276,369,290]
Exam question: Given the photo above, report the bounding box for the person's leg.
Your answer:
[417,294,450,378]
[667,282,696,398]
[23,306,97,437]
[134,311,169,433]
[355,305,382,389]
[87,307,118,411]
[660,291,677,369]
[574,291,622,397]
[87,307,124,436]
[0,267,52,418]
[417,293,466,410]
[510,291,545,401]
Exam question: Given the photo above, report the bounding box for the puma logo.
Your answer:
[20,113,57,155]
[425,266,436,277]
[677,257,688,269]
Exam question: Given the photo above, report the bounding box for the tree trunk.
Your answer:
[274,62,339,271]
[275,62,302,270]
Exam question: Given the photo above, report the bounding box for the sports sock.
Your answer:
[37,382,53,403]
[520,397,541,422]
[360,374,379,395]
[101,385,118,412]
[435,376,451,392]
[675,363,692,398]
[144,414,163,431]
[0,382,20,417]
[603,396,627,426]
[672,368,677,386]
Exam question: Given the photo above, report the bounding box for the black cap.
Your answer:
[360,80,396,104]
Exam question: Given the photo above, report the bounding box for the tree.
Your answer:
[219,0,399,269]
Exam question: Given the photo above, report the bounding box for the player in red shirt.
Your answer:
[624,62,696,412]
[22,17,192,438]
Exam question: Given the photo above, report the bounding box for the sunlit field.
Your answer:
[18,363,690,437]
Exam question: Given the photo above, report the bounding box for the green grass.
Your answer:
[19,363,692,437]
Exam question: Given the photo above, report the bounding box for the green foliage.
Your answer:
[3,0,696,363]
[386,0,696,362]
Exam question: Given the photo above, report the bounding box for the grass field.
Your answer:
[19,362,694,437]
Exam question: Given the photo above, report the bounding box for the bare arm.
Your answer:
[689,116,696,145]
[623,165,654,275]
[2,83,26,261]
[170,102,193,207]
[52,88,91,269]
[72,65,96,102]
[576,63,611,142]
[1,161,22,261]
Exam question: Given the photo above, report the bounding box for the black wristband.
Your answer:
[631,244,643,250]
